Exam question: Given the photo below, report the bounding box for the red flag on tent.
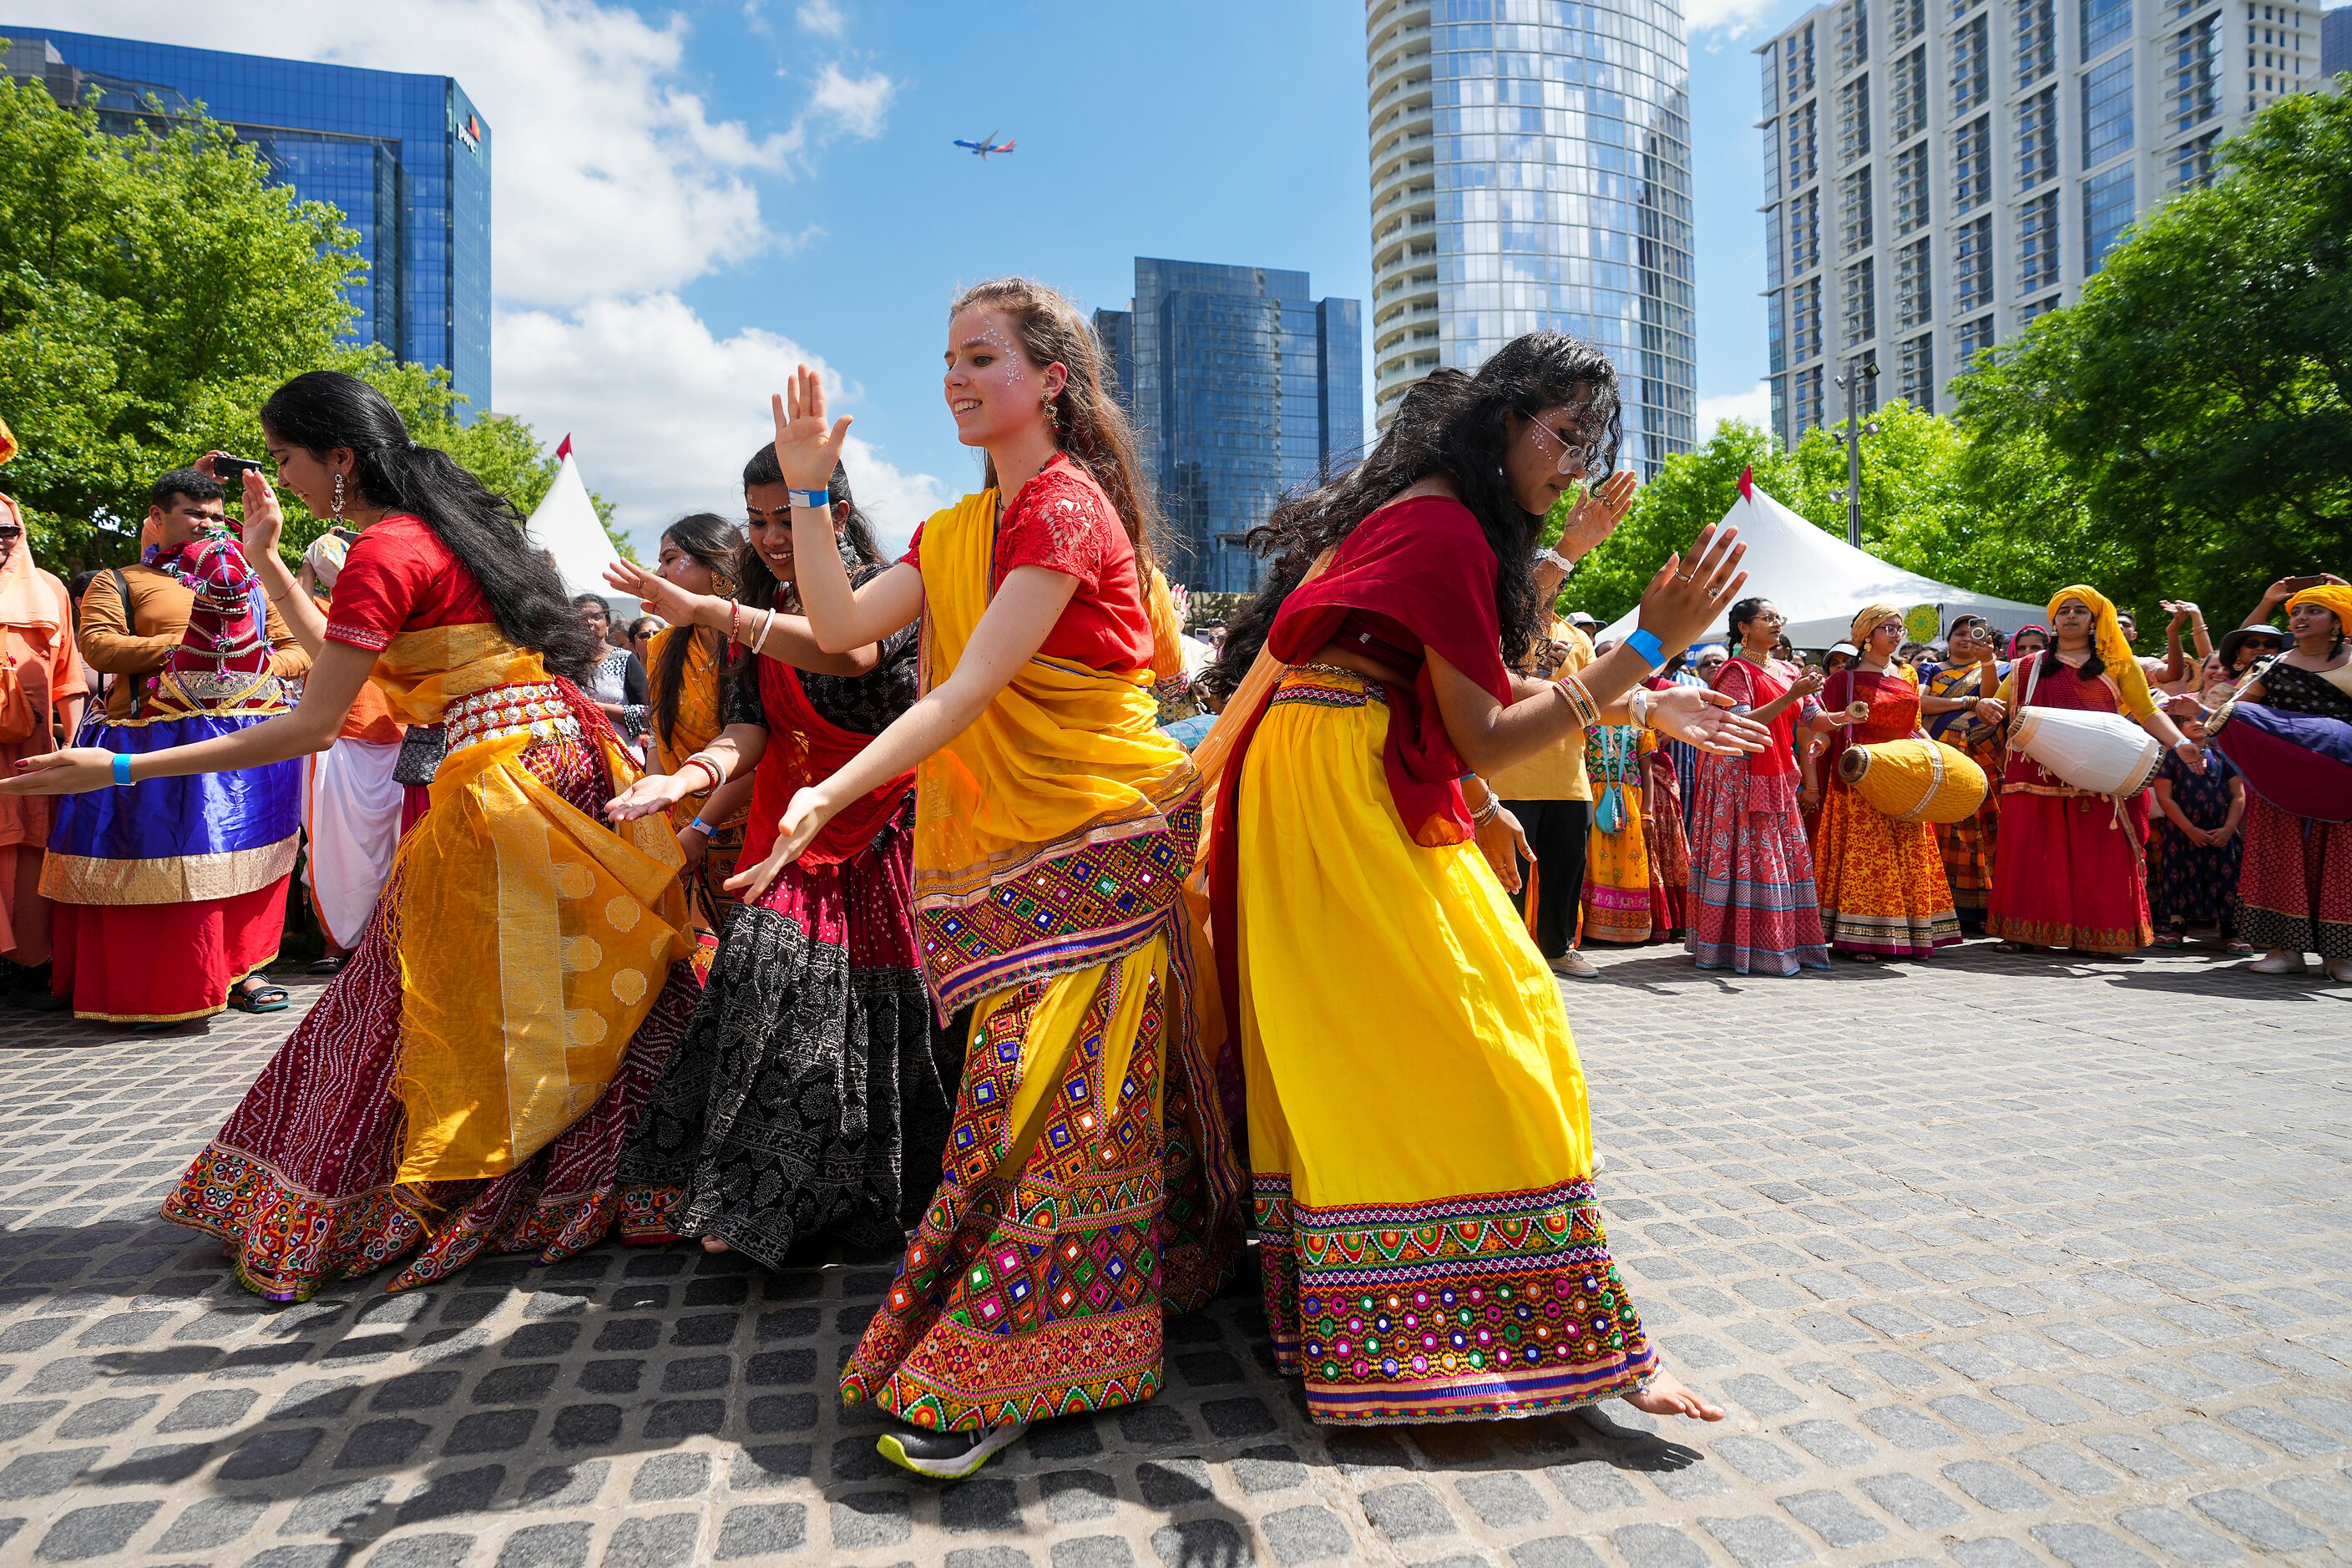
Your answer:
[1737,465,1755,501]
[555,432,573,461]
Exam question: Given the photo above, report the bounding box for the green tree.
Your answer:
[0,80,622,569]
[1950,78,2352,619]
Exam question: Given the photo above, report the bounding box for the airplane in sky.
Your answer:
[953,130,1016,159]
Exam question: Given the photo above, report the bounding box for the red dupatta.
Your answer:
[1205,494,1515,1054]
[739,654,914,869]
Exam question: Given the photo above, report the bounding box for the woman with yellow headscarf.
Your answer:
[1976,585,2203,953]
[1811,604,1961,959]
[2221,578,2352,979]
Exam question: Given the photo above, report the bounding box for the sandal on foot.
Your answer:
[877,1419,1030,1480]
[2152,931,2185,948]
[306,955,346,976]
[228,984,290,1014]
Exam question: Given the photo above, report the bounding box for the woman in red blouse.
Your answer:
[3,372,860,1300]
[742,279,1230,1479]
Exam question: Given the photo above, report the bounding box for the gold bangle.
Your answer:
[1554,673,1600,728]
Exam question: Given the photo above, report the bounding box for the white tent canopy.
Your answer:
[1598,471,2041,652]
[525,439,628,609]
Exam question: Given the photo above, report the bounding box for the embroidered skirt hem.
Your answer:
[1684,760,1830,975]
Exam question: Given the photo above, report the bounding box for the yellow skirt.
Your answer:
[1582,781,1653,944]
[1234,666,1655,1424]
[1812,779,1962,957]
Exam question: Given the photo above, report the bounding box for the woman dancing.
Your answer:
[640,512,754,952]
[1687,597,1832,974]
[1812,605,1960,960]
[751,280,1237,1479]
[3,372,699,1298]
[1206,334,1758,1429]
[1977,587,2203,955]
[603,458,955,1264]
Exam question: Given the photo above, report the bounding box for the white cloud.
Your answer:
[1685,0,1783,41]
[39,0,896,307]
[1697,382,1772,438]
[797,0,848,38]
[495,295,947,556]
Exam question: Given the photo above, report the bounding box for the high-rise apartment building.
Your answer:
[1757,0,2322,447]
[2324,6,2349,78]
[1095,259,1363,593]
[1366,0,1696,474]
[3,27,491,413]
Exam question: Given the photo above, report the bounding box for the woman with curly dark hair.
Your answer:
[639,510,751,941]
[3,370,701,1301]
[1202,332,1757,1429]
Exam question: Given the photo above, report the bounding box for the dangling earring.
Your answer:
[331,473,346,520]
[1041,393,1060,435]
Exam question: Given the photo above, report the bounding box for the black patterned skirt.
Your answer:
[619,803,959,1263]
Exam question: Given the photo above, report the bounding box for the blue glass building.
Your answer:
[3,27,491,413]
[1095,260,1363,593]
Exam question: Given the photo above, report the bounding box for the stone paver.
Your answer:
[2,944,2349,1565]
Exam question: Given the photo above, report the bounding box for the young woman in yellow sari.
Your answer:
[2,372,706,1298]
[1204,336,1758,1429]
[742,280,1236,1479]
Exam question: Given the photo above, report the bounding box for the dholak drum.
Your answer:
[2208,703,2352,822]
[2011,706,2161,797]
[1837,738,1989,823]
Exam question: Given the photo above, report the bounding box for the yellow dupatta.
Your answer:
[371,624,690,1187]
[911,487,1202,1014]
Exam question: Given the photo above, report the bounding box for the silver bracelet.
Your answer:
[1627,686,1654,727]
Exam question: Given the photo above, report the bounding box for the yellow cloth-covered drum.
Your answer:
[1837,738,1989,824]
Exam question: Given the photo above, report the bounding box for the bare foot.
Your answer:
[700,1236,731,1255]
[1626,1369,1724,1421]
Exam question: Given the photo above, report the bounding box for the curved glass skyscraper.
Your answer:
[1368,0,1696,474]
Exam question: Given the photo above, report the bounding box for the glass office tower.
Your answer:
[1367,0,1697,474]
[3,27,491,413]
[1095,259,1365,594]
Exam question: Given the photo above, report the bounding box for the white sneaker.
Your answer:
[2248,952,2309,975]
[1550,950,1599,979]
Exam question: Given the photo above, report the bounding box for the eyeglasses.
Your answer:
[0,525,21,539]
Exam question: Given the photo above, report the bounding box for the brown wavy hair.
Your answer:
[951,276,1161,575]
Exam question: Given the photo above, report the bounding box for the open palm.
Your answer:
[772,366,853,492]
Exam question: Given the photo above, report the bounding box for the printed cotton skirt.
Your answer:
[2236,795,2352,959]
[160,685,698,1300]
[1813,781,1961,958]
[1685,757,1829,975]
[1235,666,1656,1424]
[840,801,1232,1433]
[1934,729,2003,931]
[618,803,959,1264]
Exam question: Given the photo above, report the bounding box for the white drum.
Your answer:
[2011,706,2161,797]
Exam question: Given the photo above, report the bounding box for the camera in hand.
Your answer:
[211,454,264,483]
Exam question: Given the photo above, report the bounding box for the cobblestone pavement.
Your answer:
[3,941,2349,1568]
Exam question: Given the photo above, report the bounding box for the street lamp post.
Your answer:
[1830,359,1882,549]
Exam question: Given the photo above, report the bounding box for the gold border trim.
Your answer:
[41,837,300,907]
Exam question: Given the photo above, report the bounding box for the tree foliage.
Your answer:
[1950,78,2352,616]
[0,79,621,570]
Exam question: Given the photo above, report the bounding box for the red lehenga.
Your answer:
[162,517,699,1300]
[1986,659,2154,953]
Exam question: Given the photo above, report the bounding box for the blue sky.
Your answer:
[49,0,1818,549]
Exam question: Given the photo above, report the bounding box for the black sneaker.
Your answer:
[6,963,68,1011]
[875,1418,1029,1479]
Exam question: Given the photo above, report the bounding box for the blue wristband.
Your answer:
[787,488,830,511]
[1623,628,1667,670]
[112,752,134,787]
[688,817,715,837]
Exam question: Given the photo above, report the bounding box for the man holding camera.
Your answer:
[41,468,310,1025]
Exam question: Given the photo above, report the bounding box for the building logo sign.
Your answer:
[454,111,482,155]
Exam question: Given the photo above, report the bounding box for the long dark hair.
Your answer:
[736,458,882,614]
[650,512,745,750]
[1205,334,1623,701]
[952,276,1163,574]
[1727,595,1772,648]
[260,371,604,682]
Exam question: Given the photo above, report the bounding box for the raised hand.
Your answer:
[604,558,701,628]
[1555,470,1640,560]
[772,366,853,493]
[1634,524,1748,655]
[239,469,286,563]
[1788,668,1826,702]
[605,771,694,823]
[3,747,115,797]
